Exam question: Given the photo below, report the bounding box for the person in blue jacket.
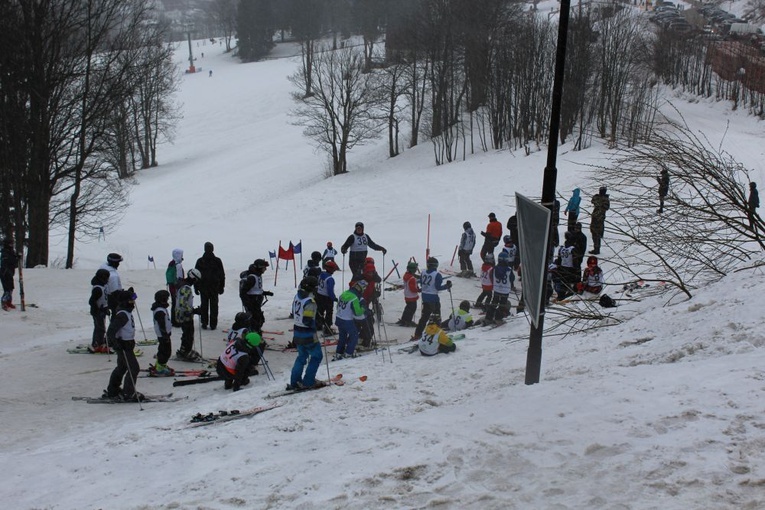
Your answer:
[411,257,452,341]
[564,188,581,233]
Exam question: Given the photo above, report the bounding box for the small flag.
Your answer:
[292,241,302,255]
[269,250,276,259]
[148,255,154,262]
[278,244,294,261]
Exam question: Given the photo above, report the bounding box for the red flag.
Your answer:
[279,243,294,261]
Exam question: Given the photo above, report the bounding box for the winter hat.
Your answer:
[172,248,183,264]
[154,290,170,304]
[488,212,496,219]
[95,269,110,284]
[107,253,123,264]
[751,182,757,189]
[204,242,214,253]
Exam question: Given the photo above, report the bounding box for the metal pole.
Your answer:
[525,0,571,385]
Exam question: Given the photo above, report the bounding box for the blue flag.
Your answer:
[269,250,276,259]
[293,241,302,255]
[148,255,154,262]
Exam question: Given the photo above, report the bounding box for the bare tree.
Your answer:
[289,45,384,175]
[209,0,237,52]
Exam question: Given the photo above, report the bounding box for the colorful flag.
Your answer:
[278,244,294,261]
[269,250,276,259]
[292,241,302,255]
[148,255,154,262]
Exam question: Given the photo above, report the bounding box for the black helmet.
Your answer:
[154,290,170,304]
[463,221,471,229]
[117,289,136,304]
[599,186,607,195]
[300,276,319,293]
[253,259,269,268]
[234,311,252,326]
[95,269,110,284]
[107,253,123,265]
[428,313,441,324]
[460,300,470,312]
[311,251,322,262]
[426,257,438,269]
[355,221,364,230]
[503,235,512,244]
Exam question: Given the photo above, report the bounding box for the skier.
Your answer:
[555,233,577,301]
[175,268,203,361]
[322,241,338,266]
[485,251,513,324]
[316,260,339,335]
[590,186,610,255]
[194,242,225,330]
[99,253,124,314]
[334,280,367,360]
[418,314,456,356]
[0,238,18,310]
[340,222,387,279]
[442,301,474,331]
[474,253,495,311]
[564,188,582,232]
[551,198,561,247]
[570,222,588,273]
[748,182,760,231]
[105,289,142,401]
[165,248,184,326]
[458,221,476,277]
[349,257,381,348]
[657,169,670,214]
[216,327,262,391]
[239,259,273,332]
[500,235,518,291]
[411,257,452,341]
[506,214,518,245]
[288,276,323,390]
[303,251,323,279]
[150,290,174,376]
[577,256,605,295]
[396,261,420,327]
[479,212,503,260]
[88,269,111,353]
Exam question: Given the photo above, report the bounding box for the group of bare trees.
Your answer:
[0,0,179,268]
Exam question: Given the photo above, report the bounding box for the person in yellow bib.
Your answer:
[418,314,456,356]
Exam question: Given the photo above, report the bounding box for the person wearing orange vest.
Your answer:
[396,261,421,327]
[480,212,503,259]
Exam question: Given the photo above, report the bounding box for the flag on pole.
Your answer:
[279,243,294,261]
[292,241,302,255]
[269,250,276,259]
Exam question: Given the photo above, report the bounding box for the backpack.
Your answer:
[599,294,617,308]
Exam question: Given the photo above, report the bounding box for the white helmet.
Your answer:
[187,268,201,281]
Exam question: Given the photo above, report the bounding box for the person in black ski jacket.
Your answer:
[194,242,225,330]
[1,238,19,310]
[340,222,386,279]
[88,269,111,352]
[748,182,760,232]
[105,289,142,401]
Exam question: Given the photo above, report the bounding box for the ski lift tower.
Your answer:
[185,22,196,73]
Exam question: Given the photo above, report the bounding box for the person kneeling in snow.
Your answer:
[418,314,456,356]
[216,326,262,391]
[576,256,605,295]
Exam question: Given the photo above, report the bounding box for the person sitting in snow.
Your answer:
[441,300,474,331]
[577,256,605,295]
[418,314,456,356]
[216,317,262,391]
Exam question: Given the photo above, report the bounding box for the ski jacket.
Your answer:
[292,290,317,342]
[98,263,122,297]
[658,173,670,197]
[0,245,18,273]
[483,220,502,243]
[480,263,494,290]
[166,249,184,286]
[750,187,760,210]
[152,303,172,339]
[219,339,253,376]
[241,273,264,296]
[582,266,604,293]
[419,323,455,356]
[341,232,384,254]
[557,245,575,269]
[420,269,449,303]
[89,280,108,316]
[107,308,135,344]
[591,194,610,223]
[493,264,513,295]
[459,227,476,252]
[317,272,337,301]
[194,250,225,295]
[501,244,517,264]
[565,189,581,216]
[323,247,338,261]
[403,272,420,302]
[446,309,474,331]
[175,284,195,323]
[303,260,322,279]
[336,289,365,322]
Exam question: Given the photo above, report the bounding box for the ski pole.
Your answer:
[17,256,26,312]
[197,314,204,360]
[447,287,456,332]
[450,244,458,267]
[382,253,386,300]
[383,261,399,282]
[121,348,144,411]
[134,303,150,343]
[341,253,346,288]
[255,345,275,381]
[318,331,331,383]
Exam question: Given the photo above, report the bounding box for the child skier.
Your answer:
[303,251,323,279]
[334,280,367,360]
[418,314,457,356]
[475,253,495,310]
[88,269,111,353]
[316,260,339,335]
[396,261,420,327]
[442,300,474,331]
[150,290,174,376]
[412,257,452,341]
[216,327,263,391]
[458,221,476,277]
[105,289,142,401]
[100,253,123,314]
[288,276,323,390]
[485,251,513,323]
[165,248,184,326]
[577,256,605,294]
[239,259,273,332]
[500,235,518,291]
[175,268,202,361]
[1,238,18,310]
[322,241,338,266]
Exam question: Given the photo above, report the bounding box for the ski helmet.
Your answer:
[428,313,441,324]
[365,256,375,265]
[460,300,470,312]
[503,235,512,244]
[300,276,319,293]
[154,290,170,304]
[463,221,471,229]
[483,253,495,264]
[407,261,418,272]
[95,268,110,284]
[324,260,339,273]
[234,311,252,325]
[253,259,269,269]
[117,289,136,304]
[245,331,262,348]
[327,241,333,247]
[497,251,510,264]
[311,251,322,262]
[353,280,368,294]
[187,268,201,281]
[107,252,123,265]
[355,221,364,230]
[426,257,439,269]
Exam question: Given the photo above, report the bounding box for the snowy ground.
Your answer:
[2,27,765,510]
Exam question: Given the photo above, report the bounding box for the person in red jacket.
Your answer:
[396,261,420,327]
[479,212,503,259]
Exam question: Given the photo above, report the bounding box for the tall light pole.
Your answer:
[186,23,196,73]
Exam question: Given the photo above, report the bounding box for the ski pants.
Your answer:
[180,320,195,352]
[315,294,334,332]
[91,311,107,348]
[335,318,359,356]
[199,292,219,329]
[156,335,172,366]
[475,290,493,308]
[414,300,441,339]
[399,300,417,324]
[108,340,139,397]
[486,293,510,322]
[458,250,473,272]
[567,212,578,232]
[290,340,323,387]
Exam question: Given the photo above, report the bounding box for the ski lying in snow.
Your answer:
[72,393,186,403]
[398,344,420,354]
[140,367,214,378]
[141,366,211,375]
[185,402,285,428]
[67,345,143,356]
[265,374,344,399]
[136,339,158,346]
[173,376,224,387]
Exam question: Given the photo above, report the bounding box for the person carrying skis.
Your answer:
[577,256,605,295]
[564,188,582,232]
[485,251,513,324]
[194,242,225,330]
[475,253,495,311]
[100,253,123,314]
[458,221,476,277]
[418,314,456,356]
[150,290,174,376]
[334,280,367,360]
[322,241,338,266]
[590,186,610,255]
[479,213,503,260]
[288,276,323,390]
[105,289,142,401]
[396,261,420,327]
[412,257,452,341]
[316,260,339,335]
[88,269,111,353]
[442,301,474,331]
[217,324,262,391]
[165,248,185,326]
[340,222,387,279]
[175,268,203,361]
[657,169,670,214]
[239,259,273,332]
[1,238,19,310]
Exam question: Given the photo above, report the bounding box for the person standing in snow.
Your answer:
[99,253,124,315]
[412,257,452,341]
[396,261,420,327]
[165,248,184,326]
[88,269,111,353]
[349,257,382,348]
[316,260,339,335]
[485,251,513,323]
[0,238,18,310]
[175,269,202,361]
[590,186,610,255]
[555,233,577,301]
[475,253,495,311]
[303,251,323,279]
[657,169,670,214]
[288,276,323,390]
[340,222,387,279]
[334,280,367,360]
[105,289,142,401]
[322,241,338,266]
[500,235,518,292]
[458,221,476,277]
[479,212,503,260]
[239,259,272,332]
[748,182,759,232]
[564,188,582,232]
[150,290,174,376]
[194,242,225,330]
[551,198,561,247]
[418,314,456,356]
